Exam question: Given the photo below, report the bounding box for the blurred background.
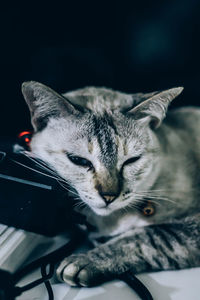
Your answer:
[1,0,200,135]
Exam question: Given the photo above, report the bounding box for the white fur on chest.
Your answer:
[85,209,152,240]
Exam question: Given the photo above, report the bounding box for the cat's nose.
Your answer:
[100,192,117,205]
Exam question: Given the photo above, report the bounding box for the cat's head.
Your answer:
[22,81,183,216]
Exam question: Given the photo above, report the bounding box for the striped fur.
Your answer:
[22,81,200,286]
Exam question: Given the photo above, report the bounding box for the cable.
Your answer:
[13,228,86,299]
[10,228,154,300]
[14,273,52,295]
[13,227,85,284]
[41,264,54,300]
[118,270,153,300]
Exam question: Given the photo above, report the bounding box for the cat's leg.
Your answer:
[56,214,200,287]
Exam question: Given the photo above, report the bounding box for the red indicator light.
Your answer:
[18,131,32,139]
[18,131,32,147]
[25,137,30,143]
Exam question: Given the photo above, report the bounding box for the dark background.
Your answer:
[1,0,200,136]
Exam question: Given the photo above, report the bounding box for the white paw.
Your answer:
[56,254,109,287]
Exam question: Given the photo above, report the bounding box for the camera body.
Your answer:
[0,135,84,236]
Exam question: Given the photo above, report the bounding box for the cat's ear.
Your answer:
[22,81,83,131]
[128,87,183,128]
[131,91,160,106]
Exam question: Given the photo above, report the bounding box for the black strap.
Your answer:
[118,270,153,300]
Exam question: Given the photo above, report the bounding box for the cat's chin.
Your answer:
[91,202,130,216]
[91,206,113,216]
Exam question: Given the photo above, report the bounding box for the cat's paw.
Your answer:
[56,253,111,287]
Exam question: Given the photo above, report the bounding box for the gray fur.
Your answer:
[22,81,200,286]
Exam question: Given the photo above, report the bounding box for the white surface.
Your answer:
[16,267,200,300]
[13,234,200,300]
[138,268,200,300]
[0,225,44,272]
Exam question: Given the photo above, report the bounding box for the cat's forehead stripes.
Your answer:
[88,141,93,153]
[90,113,118,167]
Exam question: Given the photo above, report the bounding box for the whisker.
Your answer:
[138,188,198,194]
[23,152,67,182]
[123,190,177,205]
[57,180,80,198]
[135,194,176,204]
[11,159,70,185]
[74,201,86,209]
[136,194,176,204]
[123,195,164,207]
[126,202,142,212]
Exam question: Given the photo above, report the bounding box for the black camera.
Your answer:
[0,134,85,237]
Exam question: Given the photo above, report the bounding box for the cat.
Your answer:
[21,81,200,287]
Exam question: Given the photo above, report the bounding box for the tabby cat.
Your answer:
[21,81,200,287]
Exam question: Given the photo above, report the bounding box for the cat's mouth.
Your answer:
[92,206,113,216]
[89,199,124,216]
[89,196,143,216]
[77,193,138,216]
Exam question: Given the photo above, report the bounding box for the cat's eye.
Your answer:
[67,153,94,170]
[123,156,141,166]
